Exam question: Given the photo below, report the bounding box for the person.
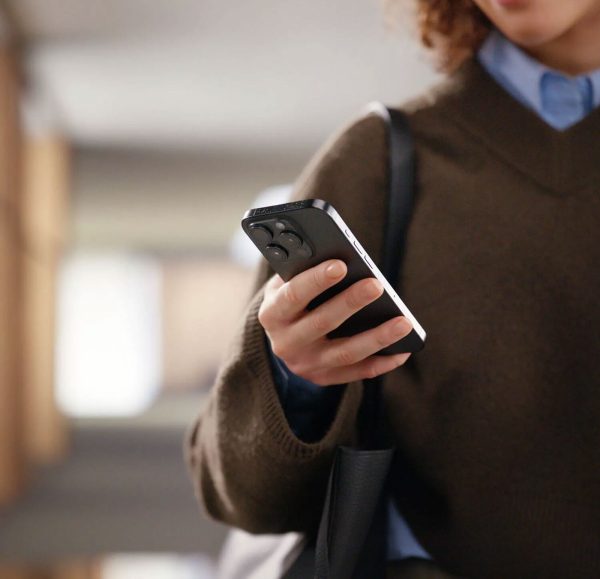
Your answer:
[185,1,600,577]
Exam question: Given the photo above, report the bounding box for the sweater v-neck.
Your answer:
[436,60,600,196]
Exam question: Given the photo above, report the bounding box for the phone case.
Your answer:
[242,199,426,354]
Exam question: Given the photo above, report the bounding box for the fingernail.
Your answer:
[395,353,411,367]
[326,262,344,278]
[365,280,382,298]
[395,317,411,334]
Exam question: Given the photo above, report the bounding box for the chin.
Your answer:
[494,16,569,47]
[480,0,597,48]
[499,25,559,47]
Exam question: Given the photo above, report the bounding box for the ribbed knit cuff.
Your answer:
[244,289,362,462]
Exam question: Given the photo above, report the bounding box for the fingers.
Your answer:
[318,316,413,369]
[283,277,384,347]
[284,316,413,384]
[258,265,415,388]
[310,352,412,386]
[259,260,347,328]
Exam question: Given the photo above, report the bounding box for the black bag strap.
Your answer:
[359,104,416,449]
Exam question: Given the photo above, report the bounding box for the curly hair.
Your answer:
[386,0,493,72]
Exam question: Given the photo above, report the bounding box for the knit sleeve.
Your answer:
[184,108,389,534]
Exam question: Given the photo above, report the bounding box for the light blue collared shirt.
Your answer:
[478,29,600,130]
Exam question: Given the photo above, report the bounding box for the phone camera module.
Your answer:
[265,244,288,261]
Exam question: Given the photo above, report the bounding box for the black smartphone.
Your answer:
[241,199,425,354]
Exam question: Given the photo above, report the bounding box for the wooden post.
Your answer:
[0,43,26,503]
[21,136,70,463]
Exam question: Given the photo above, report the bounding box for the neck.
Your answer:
[523,9,600,75]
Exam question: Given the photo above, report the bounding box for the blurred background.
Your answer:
[0,0,438,577]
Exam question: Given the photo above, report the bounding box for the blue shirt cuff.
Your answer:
[266,337,345,442]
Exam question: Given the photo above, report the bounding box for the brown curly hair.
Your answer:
[386,0,493,72]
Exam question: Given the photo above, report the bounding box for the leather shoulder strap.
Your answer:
[359,103,416,448]
[368,102,416,285]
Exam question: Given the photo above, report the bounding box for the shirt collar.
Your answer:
[588,69,600,108]
[478,29,600,113]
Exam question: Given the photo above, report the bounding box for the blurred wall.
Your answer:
[70,147,307,252]
[68,148,305,394]
[162,259,252,391]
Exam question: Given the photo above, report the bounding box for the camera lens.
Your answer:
[279,231,302,249]
[249,224,272,245]
[297,244,313,258]
[265,244,288,262]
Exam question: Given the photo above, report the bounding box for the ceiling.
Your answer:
[10,0,440,155]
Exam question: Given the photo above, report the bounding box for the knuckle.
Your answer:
[269,341,286,359]
[334,347,355,367]
[375,330,390,349]
[309,312,329,333]
[282,282,300,306]
[365,360,381,380]
[344,289,362,311]
[257,304,272,329]
[265,275,279,291]
[312,267,327,291]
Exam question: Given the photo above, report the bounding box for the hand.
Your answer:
[258,259,413,386]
